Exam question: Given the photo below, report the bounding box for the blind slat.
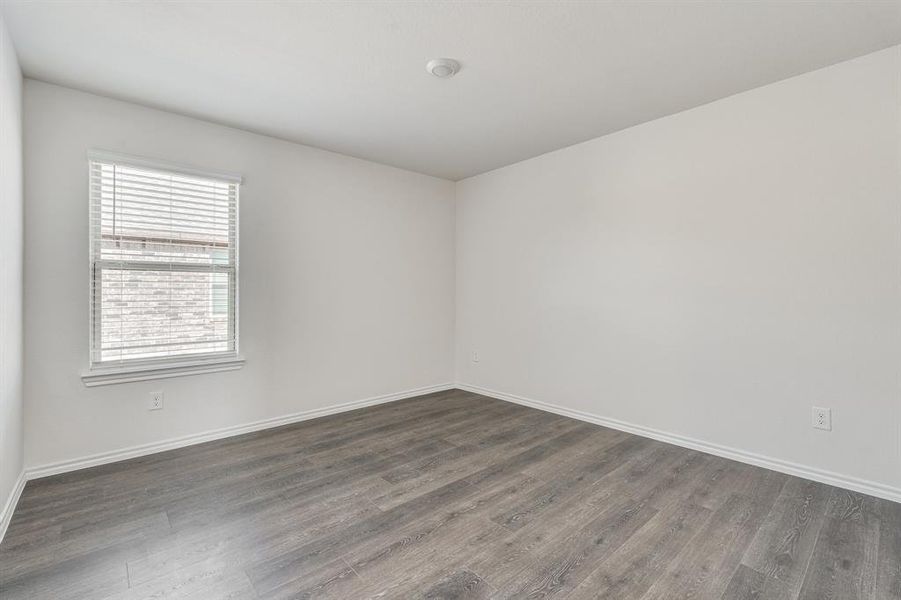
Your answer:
[91,183,236,205]
[90,164,236,188]
[93,198,235,218]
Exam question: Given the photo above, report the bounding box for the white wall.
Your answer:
[456,46,901,496]
[0,13,24,521]
[24,81,455,469]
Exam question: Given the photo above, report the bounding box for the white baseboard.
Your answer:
[0,470,27,544]
[457,382,901,504]
[25,382,455,481]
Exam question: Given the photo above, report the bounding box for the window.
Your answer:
[84,152,242,385]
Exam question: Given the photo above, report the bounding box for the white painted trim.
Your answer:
[82,355,246,386]
[0,470,27,544]
[457,383,901,504]
[26,382,454,480]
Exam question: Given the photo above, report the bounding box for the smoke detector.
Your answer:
[426,58,460,78]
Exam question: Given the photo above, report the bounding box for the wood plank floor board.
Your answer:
[124,490,382,589]
[565,500,714,599]
[797,489,881,600]
[418,569,493,600]
[516,426,631,483]
[325,478,531,597]
[313,433,547,513]
[607,445,721,514]
[796,515,879,600]
[341,474,536,576]
[371,412,583,510]
[493,495,658,598]
[685,458,786,512]
[243,478,478,594]
[875,497,901,598]
[488,435,650,531]
[641,491,778,600]
[258,558,368,600]
[0,540,132,600]
[248,428,589,591]
[113,559,259,600]
[0,509,171,583]
[340,513,494,597]
[247,424,599,594]
[455,521,541,591]
[722,564,779,600]
[740,477,834,595]
[1,389,897,599]
[163,437,456,531]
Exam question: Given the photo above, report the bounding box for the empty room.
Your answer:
[1,1,900,598]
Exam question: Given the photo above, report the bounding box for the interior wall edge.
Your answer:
[457,382,901,504]
[0,9,26,549]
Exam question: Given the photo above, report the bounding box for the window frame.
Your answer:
[82,150,244,386]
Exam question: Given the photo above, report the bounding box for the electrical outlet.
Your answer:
[812,406,831,431]
[149,391,164,411]
[471,351,480,363]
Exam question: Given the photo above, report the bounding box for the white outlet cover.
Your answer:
[812,406,831,431]
[149,391,164,411]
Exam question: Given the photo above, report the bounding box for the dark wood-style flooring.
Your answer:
[1,389,898,599]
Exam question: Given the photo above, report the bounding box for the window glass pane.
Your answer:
[98,268,232,362]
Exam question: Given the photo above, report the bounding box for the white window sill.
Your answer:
[81,356,245,387]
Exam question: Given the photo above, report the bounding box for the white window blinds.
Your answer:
[89,153,240,368]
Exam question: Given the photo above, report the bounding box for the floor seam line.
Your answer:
[341,555,367,582]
